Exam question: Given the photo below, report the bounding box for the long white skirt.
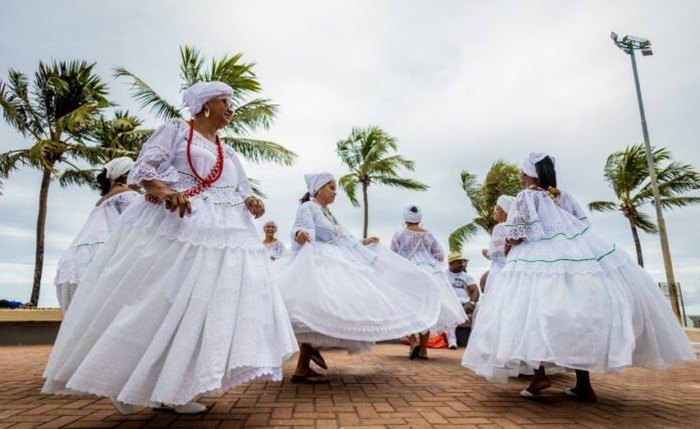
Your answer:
[42,226,298,406]
[462,230,695,382]
[412,260,468,334]
[273,241,464,352]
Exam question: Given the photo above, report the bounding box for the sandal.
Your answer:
[291,369,328,384]
[409,346,421,360]
[310,347,328,369]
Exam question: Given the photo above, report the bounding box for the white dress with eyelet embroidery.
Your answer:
[272,201,447,353]
[54,190,139,312]
[43,119,298,407]
[462,188,695,382]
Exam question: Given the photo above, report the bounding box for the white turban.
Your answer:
[104,157,134,182]
[496,195,515,214]
[182,81,234,117]
[304,172,335,196]
[403,205,422,223]
[521,152,555,178]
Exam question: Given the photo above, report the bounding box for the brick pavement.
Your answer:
[1,342,699,429]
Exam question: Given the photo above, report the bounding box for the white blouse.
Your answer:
[125,119,260,248]
[390,229,444,268]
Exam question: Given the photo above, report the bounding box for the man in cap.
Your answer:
[445,251,479,349]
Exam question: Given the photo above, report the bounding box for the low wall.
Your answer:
[0,309,62,345]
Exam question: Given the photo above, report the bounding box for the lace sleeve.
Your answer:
[226,148,254,200]
[291,203,317,250]
[559,191,589,225]
[488,224,507,262]
[128,120,181,186]
[113,191,139,214]
[428,233,445,262]
[390,231,401,253]
[505,190,545,241]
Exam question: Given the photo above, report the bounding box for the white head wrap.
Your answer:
[264,220,277,228]
[496,195,515,214]
[304,172,335,196]
[521,152,555,178]
[403,205,422,223]
[182,81,234,117]
[104,157,134,182]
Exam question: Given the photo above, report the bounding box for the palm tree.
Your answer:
[336,126,428,238]
[448,160,521,252]
[588,144,700,267]
[58,110,151,190]
[0,60,111,305]
[114,45,296,167]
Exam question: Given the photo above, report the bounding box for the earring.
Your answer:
[204,108,210,118]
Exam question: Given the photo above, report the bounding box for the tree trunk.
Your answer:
[629,218,644,267]
[362,182,369,239]
[30,165,52,305]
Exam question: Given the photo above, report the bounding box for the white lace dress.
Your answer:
[264,240,287,260]
[462,188,695,382]
[43,119,298,407]
[54,191,139,311]
[391,229,467,332]
[272,201,450,353]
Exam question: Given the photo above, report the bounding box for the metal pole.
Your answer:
[628,47,683,324]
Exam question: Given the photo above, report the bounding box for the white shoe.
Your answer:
[448,344,457,350]
[171,401,207,414]
[110,398,136,415]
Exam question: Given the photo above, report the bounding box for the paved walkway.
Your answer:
[1,341,699,429]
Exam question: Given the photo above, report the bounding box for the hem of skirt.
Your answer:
[463,354,697,383]
[43,360,293,407]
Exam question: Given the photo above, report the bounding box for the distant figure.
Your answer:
[480,195,515,294]
[262,221,287,260]
[445,252,478,349]
[391,205,466,359]
[53,157,139,312]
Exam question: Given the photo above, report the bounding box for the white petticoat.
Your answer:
[42,201,298,407]
[462,227,696,382]
[273,240,462,351]
[411,260,468,334]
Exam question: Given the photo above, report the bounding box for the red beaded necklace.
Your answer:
[186,119,224,186]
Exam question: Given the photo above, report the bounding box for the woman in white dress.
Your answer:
[262,221,287,260]
[273,173,461,382]
[480,195,515,294]
[54,157,139,312]
[391,205,467,359]
[42,81,298,414]
[462,152,695,402]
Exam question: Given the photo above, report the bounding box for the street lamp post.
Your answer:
[610,32,683,324]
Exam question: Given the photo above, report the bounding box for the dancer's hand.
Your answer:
[162,191,192,218]
[245,196,265,218]
[295,229,310,245]
[362,236,379,245]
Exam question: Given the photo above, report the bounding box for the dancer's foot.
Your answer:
[564,387,598,403]
[110,398,136,415]
[168,401,207,414]
[291,368,328,384]
[448,344,457,350]
[409,345,421,360]
[524,376,551,396]
[309,347,328,369]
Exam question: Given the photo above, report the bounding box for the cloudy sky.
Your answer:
[1,0,699,316]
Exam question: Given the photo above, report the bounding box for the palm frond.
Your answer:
[372,175,429,191]
[634,210,658,234]
[179,45,205,86]
[57,168,99,189]
[227,98,278,134]
[448,223,480,252]
[221,137,297,166]
[658,196,700,210]
[338,173,360,207]
[588,200,618,212]
[114,66,181,121]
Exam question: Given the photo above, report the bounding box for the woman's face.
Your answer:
[204,95,235,128]
[316,180,337,205]
[263,223,277,236]
[493,206,507,223]
[519,170,538,188]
